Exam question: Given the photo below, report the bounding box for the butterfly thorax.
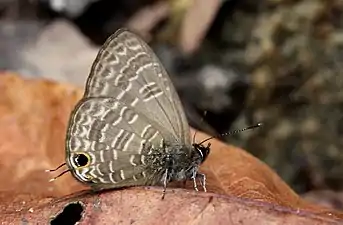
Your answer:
[144,142,206,185]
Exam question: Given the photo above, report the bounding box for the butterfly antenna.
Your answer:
[198,123,263,145]
[48,169,70,182]
[45,163,66,172]
[192,111,208,143]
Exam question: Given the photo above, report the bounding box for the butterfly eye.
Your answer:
[73,153,91,168]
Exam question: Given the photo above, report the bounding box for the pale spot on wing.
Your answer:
[113,150,118,160]
[96,164,104,176]
[127,114,138,124]
[87,152,96,165]
[109,173,116,183]
[109,161,114,173]
[143,91,163,102]
[88,166,96,178]
[122,133,135,152]
[141,125,151,138]
[111,129,124,148]
[136,62,153,74]
[130,155,137,166]
[138,140,146,154]
[120,170,125,180]
[99,150,105,162]
[98,177,110,183]
[148,130,159,142]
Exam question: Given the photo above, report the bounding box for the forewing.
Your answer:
[65,97,171,187]
[84,29,190,145]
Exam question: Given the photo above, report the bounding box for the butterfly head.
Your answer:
[190,123,263,164]
[192,142,211,163]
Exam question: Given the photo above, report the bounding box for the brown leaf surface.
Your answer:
[0,72,342,224]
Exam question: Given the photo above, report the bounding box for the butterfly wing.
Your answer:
[65,29,192,188]
[66,97,174,189]
[83,29,190,145]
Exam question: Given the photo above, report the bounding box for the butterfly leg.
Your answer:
[161,168,169,200]
[196,173,207,192]
[191,170,199,192]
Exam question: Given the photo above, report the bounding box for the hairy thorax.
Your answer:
[144,142,203,185]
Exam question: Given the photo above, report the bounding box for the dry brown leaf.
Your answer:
[3,189,342,225]
[0,72,85,197]
[0,72,342,224]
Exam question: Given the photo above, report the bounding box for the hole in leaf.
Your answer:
[50,202,84,225]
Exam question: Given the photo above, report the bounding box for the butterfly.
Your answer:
[47,29,212,199]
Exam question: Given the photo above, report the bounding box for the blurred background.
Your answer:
[1,0,343,210]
